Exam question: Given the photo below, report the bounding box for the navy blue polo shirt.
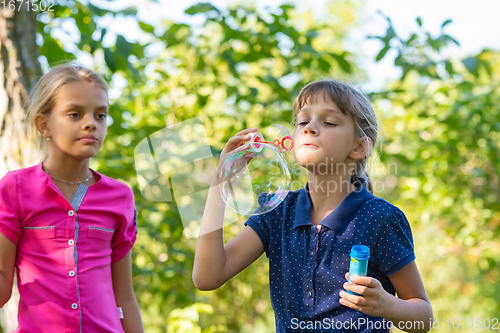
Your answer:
[245,178,415,333]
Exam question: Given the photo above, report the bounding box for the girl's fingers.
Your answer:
[222,128,258,154]
[350,275,377,288]
[234,128,258,137]
[339,290,366,307]
[231,129,258,146]
[226,135,250,148]
[229,134,251,142]
[223,133,254,152]
[343,282,367,296]
[339,296,363,312]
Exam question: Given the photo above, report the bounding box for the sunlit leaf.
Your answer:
[185,2,219,15]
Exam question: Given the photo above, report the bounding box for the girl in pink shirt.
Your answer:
[0,64,144,332]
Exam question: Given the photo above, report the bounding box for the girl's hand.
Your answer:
[339,272,391,318]
[221,128,258,154]
[215,128,258,184]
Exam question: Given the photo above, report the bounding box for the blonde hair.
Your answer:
[26,64,108,161]
[292,79,381,194]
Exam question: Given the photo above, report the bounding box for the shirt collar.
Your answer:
[293,178,372,233]
[37,162,104,189]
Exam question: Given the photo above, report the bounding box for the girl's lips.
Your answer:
[79,138,97,144]
[302,144,318,148]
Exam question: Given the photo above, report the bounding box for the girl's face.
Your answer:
[39,80,108,161]
[293,95,367,175]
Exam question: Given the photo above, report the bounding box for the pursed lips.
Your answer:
[79,135,97,143]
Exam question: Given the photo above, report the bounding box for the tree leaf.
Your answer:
[462,56,479,76]
[138,21,155,34]
[376,44,391,62]
[185,2,220,15]
[441,19,452,28]
[116,35,132,59]
[121,6,137,16]
[331,53,352,73]
[40,36,75,65]
[444,60,454,75]
[382,27,396,43]
[104,48,117,72]
[444,34,460,46]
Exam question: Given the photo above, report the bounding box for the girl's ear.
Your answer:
[34,113,50,139]
[349,136,370,160]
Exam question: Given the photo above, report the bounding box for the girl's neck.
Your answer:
[306,172,356,213]
[42,154,91,183]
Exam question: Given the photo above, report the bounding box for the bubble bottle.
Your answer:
[347,245,370,296]
[218,124,293,216]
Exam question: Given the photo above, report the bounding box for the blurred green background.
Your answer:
[1,0,499,332]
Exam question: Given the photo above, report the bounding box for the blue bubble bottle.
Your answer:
[347,245,370,296]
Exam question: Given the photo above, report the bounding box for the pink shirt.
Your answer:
[0,163,137,332]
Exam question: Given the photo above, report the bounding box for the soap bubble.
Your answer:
[219,142,291,215]
[266,124,294,153]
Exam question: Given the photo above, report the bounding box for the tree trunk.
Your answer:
[0,5,42,332]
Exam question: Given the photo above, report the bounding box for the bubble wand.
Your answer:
[219,125,293,216]
[244,132,294,152]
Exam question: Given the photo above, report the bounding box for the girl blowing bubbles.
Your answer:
[193,79,433,332]
[0,64,144,332]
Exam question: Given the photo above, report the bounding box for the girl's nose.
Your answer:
[84,120,97,131]
[303,123,317,135]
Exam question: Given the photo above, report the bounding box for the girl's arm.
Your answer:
[111,251,144,333]
[192,128,265,291]
[0,233,16,307]
[341,261,433,333]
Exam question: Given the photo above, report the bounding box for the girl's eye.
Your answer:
[97,114,107,119]
[69,113,79,118]
[325,122,337,126]
[298,121,309,126]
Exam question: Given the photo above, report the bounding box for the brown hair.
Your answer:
[26,64,108,161]
[292,79,381,194]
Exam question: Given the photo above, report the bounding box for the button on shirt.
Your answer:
[245,178,415,333]
[0,163,137,333]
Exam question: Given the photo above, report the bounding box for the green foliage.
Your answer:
[31,1,500,332]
